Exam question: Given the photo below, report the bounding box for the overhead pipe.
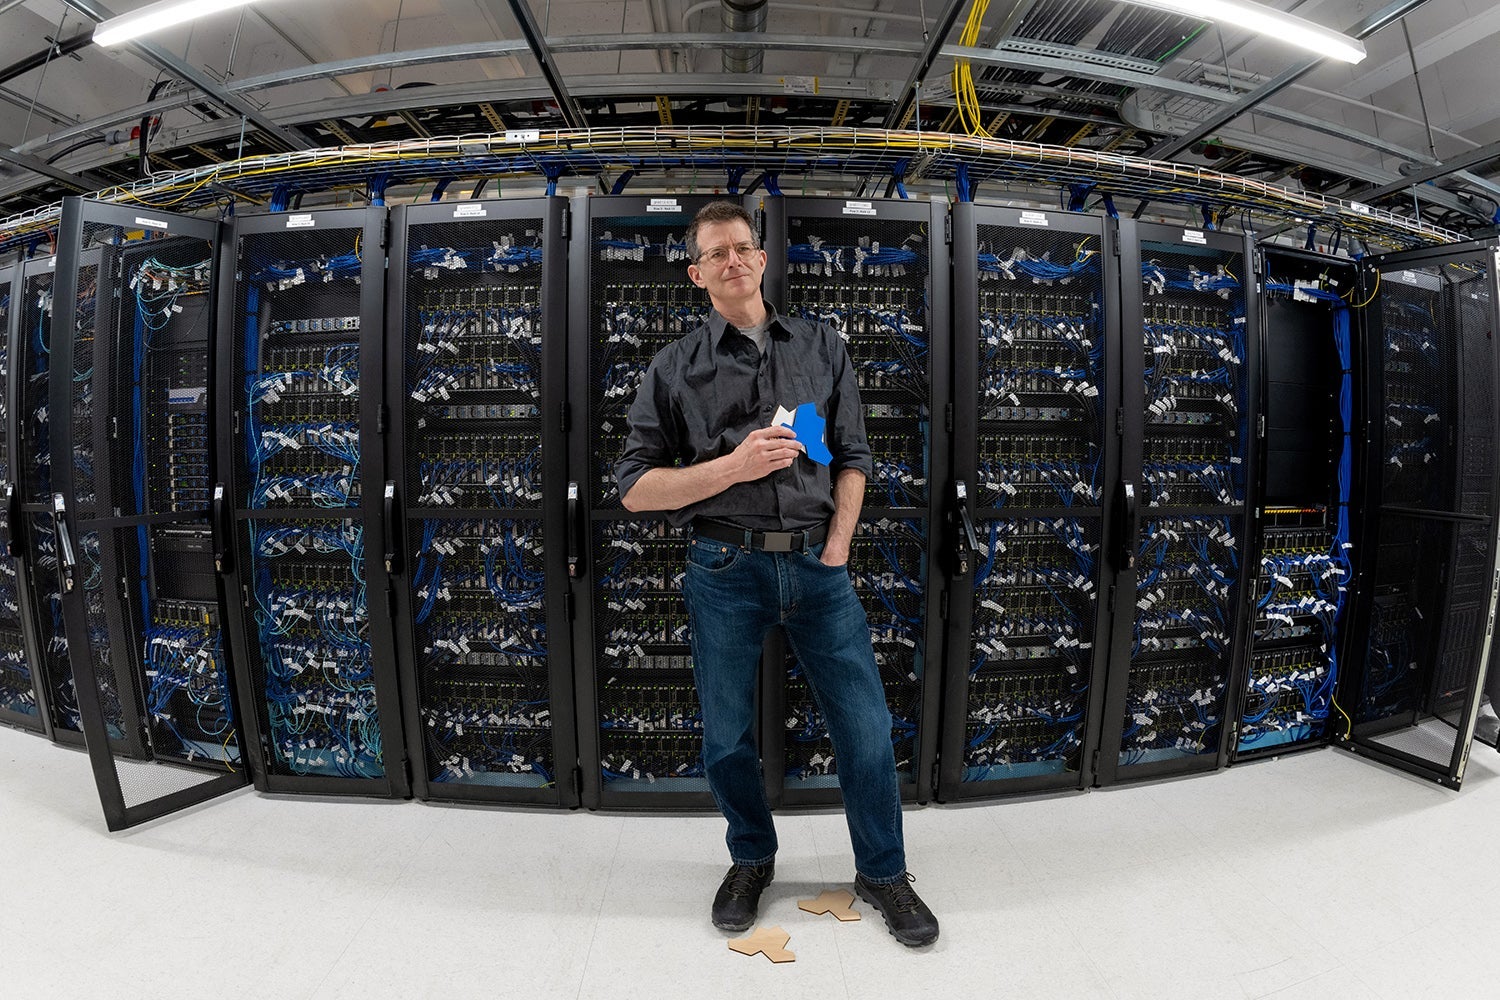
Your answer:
[722,0,768,74]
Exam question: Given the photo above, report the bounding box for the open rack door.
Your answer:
[52,198,248,830]
[1340,239,1500,788]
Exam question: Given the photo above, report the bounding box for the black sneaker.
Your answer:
[855,872,939,947]
[711,862,775,931]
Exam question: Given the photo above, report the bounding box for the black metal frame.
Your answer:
[0,257,49,735]
[1338,238,1500,789]
[759,194,950,808]
[1231,246,1361,764]
[15,248,88,745]
[570,192,726,811]
[384,196,578,806]
[936,203,1121,800]
[215,205,410,799]
[1095,220,1261,786]
[50,197,250,830]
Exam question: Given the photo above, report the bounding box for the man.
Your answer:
[615,200,939,948]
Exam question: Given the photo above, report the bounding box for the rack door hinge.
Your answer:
[560,401,571,433]
[380,215,391,249]
[377,403,390,433]
[560,204,571,238]
[932,760,941,789]
[1107,583,1117,612]
[1091,749,1101,774]
[944,402,954,434]
[1257,414,1265,439]
[939,589,948,619]
[564,591,575,620]
[1115,407,1124,436]
[943,213,952,244]
[571,764,584,799]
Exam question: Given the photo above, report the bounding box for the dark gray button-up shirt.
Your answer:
[615,303,872,530]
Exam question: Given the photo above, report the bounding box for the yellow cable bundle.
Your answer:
[951,0,992,137]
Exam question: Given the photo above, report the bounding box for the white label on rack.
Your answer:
[1349,201,1372,215]
[286,214,316,228]
[1019,211,1049,226]
[1183,229,1207,245]
[647,198,679,213]
[843,201,876,216]
[134,216,169,231]
[504,129,540,143]
[1402,270,1419,284]
[453,203,486,218]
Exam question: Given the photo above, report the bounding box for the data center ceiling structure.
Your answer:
[0,0,1497,233]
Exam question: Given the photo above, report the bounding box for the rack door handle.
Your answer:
[952,480,979,577]
[3,484,19,559]
[52,493,77,592]
[211,483,232,573]
[1118,482,1139,571]
[567,481,584,578]
[383,481,402,575]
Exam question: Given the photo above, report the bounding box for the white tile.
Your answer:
[8,723,1500,1000]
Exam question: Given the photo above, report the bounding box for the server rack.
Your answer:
[15,250,87,744]
[1339,239,1500,788]
[1234,247,1359,760]
[1096,221,1260,784]
[0,260,45,733]
[51,199,250,829]
[385,198,577,805]
[938,204,1120,800]
[763,195,949,806]
[570,193,722,809]
[216,207,409,798]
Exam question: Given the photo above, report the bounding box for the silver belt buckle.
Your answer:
[762,531,795,552]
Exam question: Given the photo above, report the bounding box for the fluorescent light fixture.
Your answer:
[1117,0,1367,64]
[93,0,261,47]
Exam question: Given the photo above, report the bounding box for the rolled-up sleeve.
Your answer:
[825,330,872,478]
[614,355,677,503]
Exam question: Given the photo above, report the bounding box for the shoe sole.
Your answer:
[712,917,755,932]
[854,881,939,948]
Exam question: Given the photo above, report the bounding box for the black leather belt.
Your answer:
[691,518,828,553]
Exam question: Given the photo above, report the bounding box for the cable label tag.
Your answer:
[1019,211,1049,226]
[134,216,169,231]
[647,198,679,213]
[286,214,316,228]
[843,201,877,216]
[504,129,540,143]
[1182,229,1207,245]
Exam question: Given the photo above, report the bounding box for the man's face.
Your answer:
[687,218,766,310]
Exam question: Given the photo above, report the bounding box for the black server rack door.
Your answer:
[17,253,84,741]
[1342,241,1500,788]
[386,198,574,805]
[0,262,44,732]
[1234,249,1357,761]
[774,196,948,804]
[572,194,722,808]
[219,208,407,796]
[939,205,1117,800]
[1098,222,1258,784]
[50,200,247,830]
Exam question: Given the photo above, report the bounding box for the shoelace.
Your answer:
[884,872,922,913]
[723,866,765,899]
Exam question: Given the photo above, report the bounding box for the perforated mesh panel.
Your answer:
[1121,515,1237,765]
[593,519,704,789]
[26,513,77,732]
[1377,268,1454,510]
[234,228,364,511]
[0,271,38,725]
[588,213,708,507]
[20,266,55,505]
[244,516,382,778]
[399,214,557,789]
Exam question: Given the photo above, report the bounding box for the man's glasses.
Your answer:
[696,241,760,267]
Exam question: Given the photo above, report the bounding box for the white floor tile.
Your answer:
[8,725,1500,999]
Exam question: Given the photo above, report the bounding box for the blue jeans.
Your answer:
[682,534,907,884]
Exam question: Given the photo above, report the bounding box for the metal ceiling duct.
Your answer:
[722,0,768,73]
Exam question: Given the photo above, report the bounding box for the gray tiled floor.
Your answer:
[4,725,1497,999]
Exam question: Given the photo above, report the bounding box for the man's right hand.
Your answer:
[732,425,804,482]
